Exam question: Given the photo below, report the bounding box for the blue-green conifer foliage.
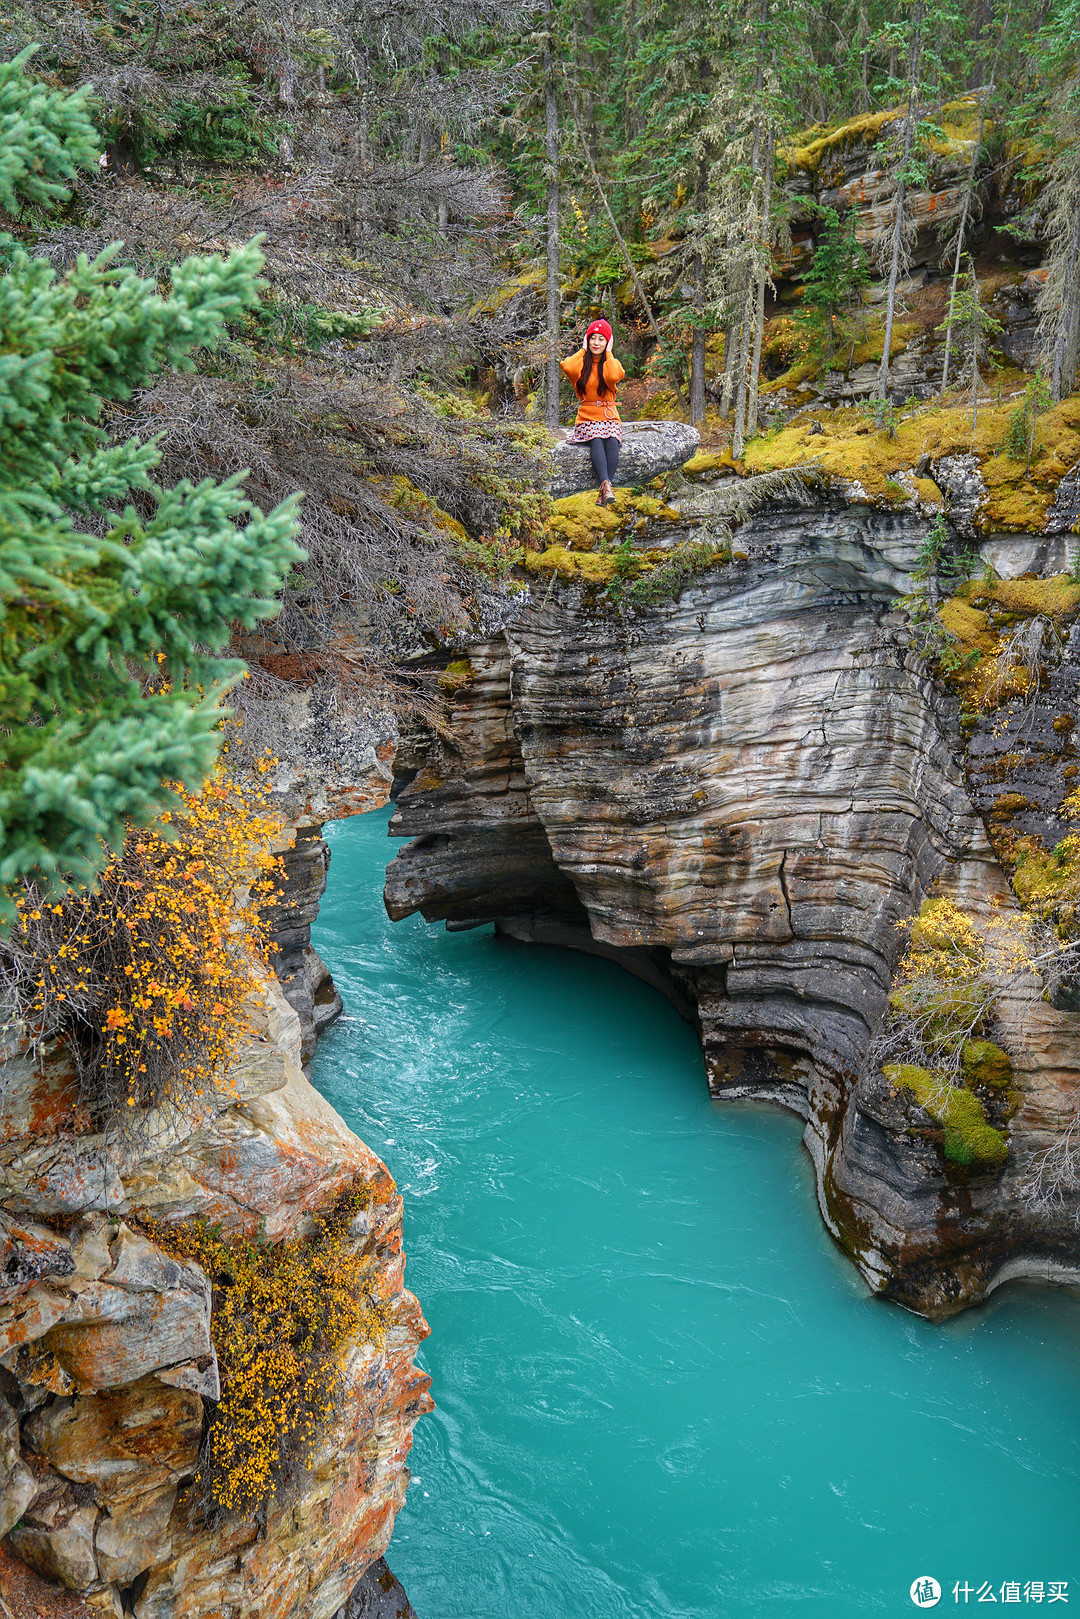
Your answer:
[0,48,303,913]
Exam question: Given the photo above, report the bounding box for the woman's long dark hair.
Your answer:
[575,345,612,399]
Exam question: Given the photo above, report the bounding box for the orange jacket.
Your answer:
[560,349,625,425]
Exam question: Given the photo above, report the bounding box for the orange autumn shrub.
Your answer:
[4,761,283,1125]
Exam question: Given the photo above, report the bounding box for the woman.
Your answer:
[560,318,626,506]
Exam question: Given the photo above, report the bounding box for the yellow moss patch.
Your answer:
[989,576,1080,618]
[913,476,944,507]
[938,598,996,655]
[468,265,545,319]
[782,97,990,174]
[781,106,901,172]
[741,391,1080,522]
[683,448,737,478]
[760,360,819,396]
[545,489,679,551]
[1010,835,1080,935]
[525,544,638,584]
[380,475,468,539]
[438,657,475,695]
[937,576,1080,710]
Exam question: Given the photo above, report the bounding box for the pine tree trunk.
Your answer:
[690,253,706,426]
[943,25,1001,397]
[732,277,755,457]
[544,9,561,432]
[582,0,599,173]
[878,12,922,409]
[878,174,906,409]
[720,322,737,415]
[1050,207,1080,400]
[941,115,984,395]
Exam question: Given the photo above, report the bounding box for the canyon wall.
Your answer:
[386,489,1080,1319]
[0,903,430,1617]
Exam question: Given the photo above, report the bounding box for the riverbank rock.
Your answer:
[550,421,700,498]
[0,968,432,1616]
[384,487,1080,1320]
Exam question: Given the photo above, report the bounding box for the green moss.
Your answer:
[438,658,475,695]
[468,265,545,319]
[524,545,638,584]
[683,449,737,478]
[960,1039,1013,1089]
[738,391,1080,525]
[884,1063,1009,1166]
[545,489,680,551]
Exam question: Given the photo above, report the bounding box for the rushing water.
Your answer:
[311,809,1080,1619]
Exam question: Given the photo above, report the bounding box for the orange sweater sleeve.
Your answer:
[560,351,585,383]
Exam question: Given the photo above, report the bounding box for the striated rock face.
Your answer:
[264,820,343,1066]
[385,489,1080,1319]
[550,421,700,498]
[0,973,432,1617]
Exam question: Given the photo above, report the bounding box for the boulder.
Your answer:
[549,420,700,498]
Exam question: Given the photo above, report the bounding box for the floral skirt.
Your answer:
[567,419,623,444]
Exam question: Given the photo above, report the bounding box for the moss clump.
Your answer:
[885,1063,1009,1166]
[739,392,1080,527]
[468,265,545,319]
[545,488,680,551]
[781,105,901,172]
[961,1039,1013,1089]
[1010,834,1080,934]
[936,576,1080,711]
[683,448,737,478]
[380,474,468,539]
[438,658,475,695]
[989,576,1080,618]
[524,544,637,584]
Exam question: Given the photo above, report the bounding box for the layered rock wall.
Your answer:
[386,492,1080,1317]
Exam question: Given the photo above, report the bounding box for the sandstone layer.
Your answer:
[386,486,1080,1319]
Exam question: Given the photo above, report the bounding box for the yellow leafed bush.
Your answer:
[6,763,283,1124]
[148,1179,390,1514]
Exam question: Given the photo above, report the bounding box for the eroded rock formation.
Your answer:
[385,487,1080,1319]
[0,970,432,1616]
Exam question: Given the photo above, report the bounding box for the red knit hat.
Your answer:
[585,319,613,342]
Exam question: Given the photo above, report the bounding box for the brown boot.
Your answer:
[600,479,615,506]
[596,484,607,506]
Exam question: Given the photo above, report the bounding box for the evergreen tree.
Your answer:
[936,255,1002,428]
[0,49,302,908]
[796,206,870,359]
[876,1,925,410]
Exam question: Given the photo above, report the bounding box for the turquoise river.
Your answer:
[311,808,1080,1619]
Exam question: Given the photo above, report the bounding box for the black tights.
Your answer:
[588,435,621,485]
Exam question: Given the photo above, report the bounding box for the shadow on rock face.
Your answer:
[339,1558,418,1619]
